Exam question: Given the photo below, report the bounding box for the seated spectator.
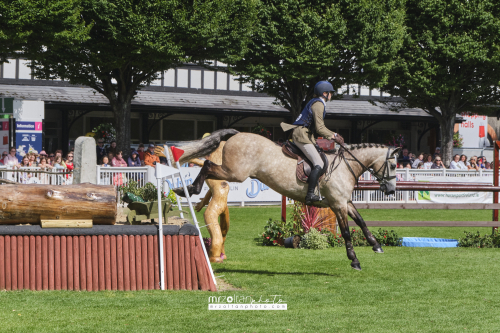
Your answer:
[28,153,37,167]
[65,152,74,172]
[48,153,55,166]
[468,156,480,171]
[96,139,107,162]
[404,162,411,169]
[55,152,67,169]
[423,154,433,169]
[53,155,66,169]
[137,143,145,161]
[433,147,441,159]
[485,162,492,169]
[417,162,424,169]
[397,163,404,169]
[412,153,424,169]
[0,151,7,165]
[20,155,30,168]
[4,147,20,168]
[108,141,117,156]
[38,156,52,170]
[107,152,115,163]
[449,154,461,169]
[128,150,141,167]
[431,157,445,169]
[101,156,111,167]
[458,154,468,169]
[112,151,128,167]
[477,157,486,169]
[144,144,160,167]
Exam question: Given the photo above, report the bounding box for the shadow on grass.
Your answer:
[215,268,341,277]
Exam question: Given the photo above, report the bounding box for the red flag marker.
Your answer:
[171,146,184,162]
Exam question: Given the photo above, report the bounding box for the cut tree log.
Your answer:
[0,183,117,225]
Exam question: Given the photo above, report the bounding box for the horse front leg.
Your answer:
[347,201,383,253]
[333,205,362,271]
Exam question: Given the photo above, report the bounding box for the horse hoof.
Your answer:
[351,262,362,271]
[372,245,384,253]
[210,256,224,263]
[173,187,185,197]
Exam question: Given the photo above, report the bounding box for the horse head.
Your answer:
[371,147,400,196]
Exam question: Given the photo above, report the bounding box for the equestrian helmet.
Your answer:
[314,81,334,96]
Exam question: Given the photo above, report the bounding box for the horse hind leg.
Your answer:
[174,160,233,197]
[333,205,362,271]
[347,201,383,253]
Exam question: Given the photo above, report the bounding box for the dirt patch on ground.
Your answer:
[215,278,243,291]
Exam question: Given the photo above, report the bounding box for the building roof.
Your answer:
[0,84,433,120]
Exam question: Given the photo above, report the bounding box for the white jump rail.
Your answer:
[0,166,73,185]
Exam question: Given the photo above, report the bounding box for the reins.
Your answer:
[325,144,396,185]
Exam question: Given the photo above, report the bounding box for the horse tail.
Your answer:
[176,129,239,164]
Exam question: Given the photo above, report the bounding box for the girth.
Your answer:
[282,141,329,183]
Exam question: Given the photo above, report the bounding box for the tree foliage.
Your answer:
[23,0,258,154]
[381,0,500,165]
[223,0,405,119]
[0,0,89,64]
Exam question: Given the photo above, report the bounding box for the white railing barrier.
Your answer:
[0,166,73,185]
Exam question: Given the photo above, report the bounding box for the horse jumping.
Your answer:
[175,129,400,270]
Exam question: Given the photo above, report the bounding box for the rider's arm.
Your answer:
[311,102,336,140]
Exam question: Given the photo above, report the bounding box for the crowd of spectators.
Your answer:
[0,147,74,172]
[396,147,492,170]
[97,140,162,168]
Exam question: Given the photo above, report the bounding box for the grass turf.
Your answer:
[1,207,498,332]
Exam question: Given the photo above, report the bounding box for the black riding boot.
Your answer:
[305,165,323,205]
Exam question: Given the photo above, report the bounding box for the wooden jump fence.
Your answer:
[0,225,216,292]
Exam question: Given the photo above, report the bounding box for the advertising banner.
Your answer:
[163,167,281,203]
[0,120,9,153]
[415,176,493,204]
[458,113,489,148]
[15,121,43,162]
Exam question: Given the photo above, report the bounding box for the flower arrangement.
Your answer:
[92,123,116,144]
[453,132,464,148]
[251,125,272,139]
[387,134,405,147]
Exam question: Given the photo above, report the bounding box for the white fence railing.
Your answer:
[2,166,496,205]
[0,167,73,185]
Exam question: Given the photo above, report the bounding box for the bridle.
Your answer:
[333,145,397,188]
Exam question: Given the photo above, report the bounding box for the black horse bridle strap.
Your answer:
[340,145,395,185]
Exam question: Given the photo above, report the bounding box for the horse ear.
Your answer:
[391,147,402,156]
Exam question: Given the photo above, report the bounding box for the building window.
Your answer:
[197,121,214,139]
[163,119,195,141]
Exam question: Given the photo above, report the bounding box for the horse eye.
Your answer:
[390,163,396,170]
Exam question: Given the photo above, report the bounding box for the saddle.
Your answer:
[282,141,329,183]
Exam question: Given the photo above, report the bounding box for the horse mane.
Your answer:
[344,143,387,150]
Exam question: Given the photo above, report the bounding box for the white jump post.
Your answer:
[155,164,166,290]
[164,145,184,219]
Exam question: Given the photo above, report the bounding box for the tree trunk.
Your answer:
[112,100,132,158]
[438,112,456,167]
[0,184,117,225]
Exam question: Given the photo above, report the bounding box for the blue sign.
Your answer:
[246,179,270,198]
[15,121,43,162]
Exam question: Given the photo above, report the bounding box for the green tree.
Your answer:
[0,0,89,64]
[380,0,500,165]
[24,0,257,154]
[222,0,405,120]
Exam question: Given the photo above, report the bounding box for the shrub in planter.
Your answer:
[458,230,500,248]
[321,229,344,247]
[261,218,291,246]
[299,228,329,250]
[119,181,177,204]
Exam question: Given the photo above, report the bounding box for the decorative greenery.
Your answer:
[458,230,500,248]
[92,123,116,144]
[251,125,272,140]
[373,228,402,247]
[300,205,332,234]
[119,180,177,204]
[261,218,294,246]
[453,132,464,148]
[321,229,344,247]
[387,134,405,148]
[299,228,329,250]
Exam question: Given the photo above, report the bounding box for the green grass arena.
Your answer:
[1,207,498,332]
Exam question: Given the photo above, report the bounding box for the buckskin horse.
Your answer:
[174,129,400,270]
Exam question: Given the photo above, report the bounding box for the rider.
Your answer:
[282,81,344,205]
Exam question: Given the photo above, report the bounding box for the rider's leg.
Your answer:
[294,142,324,204]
